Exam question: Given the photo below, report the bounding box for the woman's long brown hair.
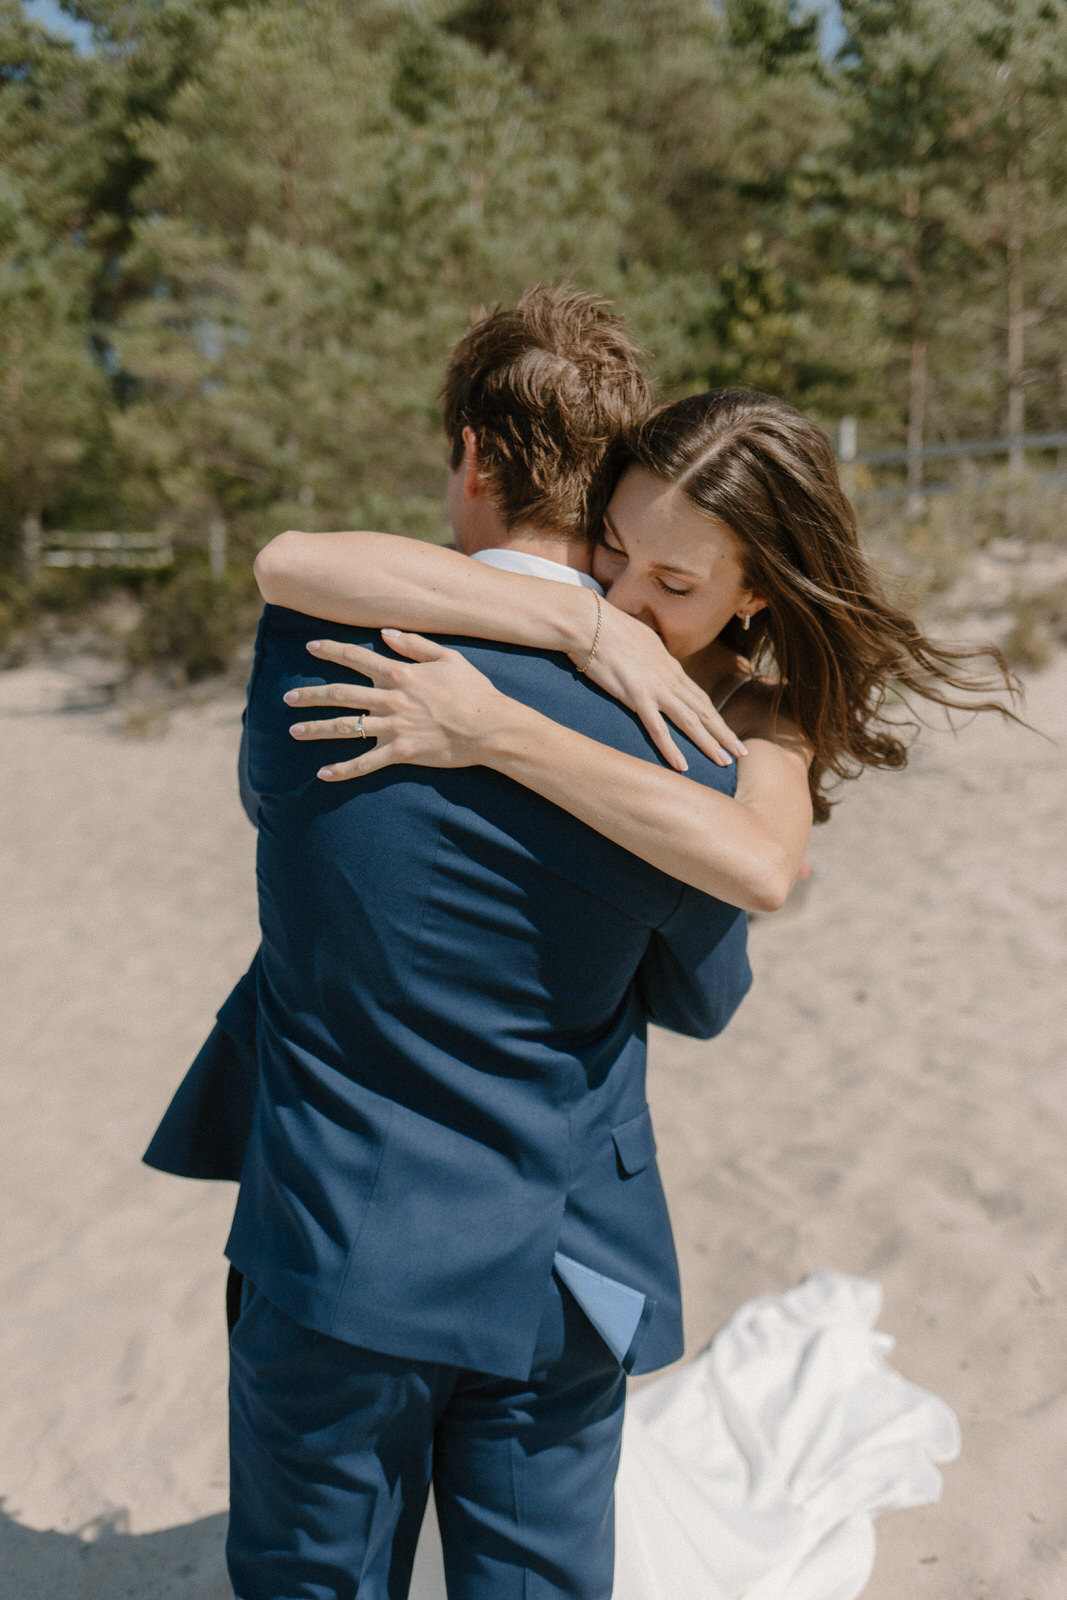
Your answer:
[621,391,1020,823]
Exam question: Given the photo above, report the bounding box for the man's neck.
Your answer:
[461,524,592,576]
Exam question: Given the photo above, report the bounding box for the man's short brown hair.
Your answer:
[440,284,650,541]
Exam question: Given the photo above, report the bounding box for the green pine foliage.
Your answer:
[1,0,1065,673]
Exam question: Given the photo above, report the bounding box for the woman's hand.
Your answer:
[284,631,508,781]
[569,602,746,771]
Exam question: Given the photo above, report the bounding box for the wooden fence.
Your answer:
[18,432,1067,577]
[21,516,228,583]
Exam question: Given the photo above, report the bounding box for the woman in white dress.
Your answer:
[255,388,1005,1598]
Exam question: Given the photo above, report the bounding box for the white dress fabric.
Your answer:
[410,1271,960,1600]
[612,1270,960,1600]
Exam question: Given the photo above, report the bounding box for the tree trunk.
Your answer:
[906,331,928,520]
[903,184,926,519]
[1005,147,1025,478]
[21,509,42,587]
[209,517,228,585]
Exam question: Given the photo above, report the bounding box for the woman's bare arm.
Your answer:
[254,529,746,768]
[286,633,813,913]
[255,530,592,650]
[470,702,812,912]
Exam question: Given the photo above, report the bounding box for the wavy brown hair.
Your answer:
[620,390,1019,823]
[441,284,650,541]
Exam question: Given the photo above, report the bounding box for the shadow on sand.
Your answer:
[0,1500,231,1600]
[0,1496,449,1599]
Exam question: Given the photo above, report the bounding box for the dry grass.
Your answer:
[1001,582,1067,670]
[857,471,1067,669]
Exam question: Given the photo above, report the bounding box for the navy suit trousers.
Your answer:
[227,1275,626,1600]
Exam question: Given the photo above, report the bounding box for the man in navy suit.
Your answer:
[146,286,751,1600]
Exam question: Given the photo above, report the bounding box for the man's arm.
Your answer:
[636,893,752,1039]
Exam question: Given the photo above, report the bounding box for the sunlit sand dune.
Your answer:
[2,655,1064,1599]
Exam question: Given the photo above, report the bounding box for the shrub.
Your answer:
[1002,583,1067,671]
[124,563,260,684]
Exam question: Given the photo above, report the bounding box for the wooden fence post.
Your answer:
[209,517,227,585]
[837,417,858,498]
[837,416,858,462]
[21,511,41,587]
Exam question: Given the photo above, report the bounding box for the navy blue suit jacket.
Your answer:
[146,606,751,1379]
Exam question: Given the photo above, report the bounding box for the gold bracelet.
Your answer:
[576,589,603,674]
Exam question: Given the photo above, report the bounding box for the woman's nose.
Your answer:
[604,576,656,630]
[603,572,641,617]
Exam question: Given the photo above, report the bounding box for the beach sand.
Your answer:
[1,653,1064,1598]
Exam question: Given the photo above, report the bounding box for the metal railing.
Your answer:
[838,424,1067,468]
[835,422,1067,506]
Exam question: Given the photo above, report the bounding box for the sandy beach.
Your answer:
[1,650,1064,1599]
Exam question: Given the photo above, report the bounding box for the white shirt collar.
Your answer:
[470,547,603,594]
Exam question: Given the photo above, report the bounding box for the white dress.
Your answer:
[409,1271,960,1600]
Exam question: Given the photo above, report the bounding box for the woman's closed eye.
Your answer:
[598,533,692,597]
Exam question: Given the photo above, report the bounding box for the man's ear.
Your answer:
[461,426,493,501]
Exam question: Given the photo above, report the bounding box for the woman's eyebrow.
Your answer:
[652,560,703,581]
[604,512,703,581]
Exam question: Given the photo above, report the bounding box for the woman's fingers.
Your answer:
[584,625,748,763]
[671,704,733,767]
[316,745,396,782]
[306,638,386,675]
[379,628,450,661]
[286,681,390,712]
[672,683,746,761]
[289,713,377,742]
[637,697,736,771]
[656,684,746,764]
[307,630,453,668]
[642,707,689,773]
[693,702,748,760]
[288,636,497,782]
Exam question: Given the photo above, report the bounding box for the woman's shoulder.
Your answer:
[709,650,767,715]
[713,669,760,714]
[716,673,812,760]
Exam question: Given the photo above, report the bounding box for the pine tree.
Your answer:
[967,0,1067,457]
[836,0,982,500]
[0,172,107,572]
[113,1,632,542]
[0,5,114,566]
